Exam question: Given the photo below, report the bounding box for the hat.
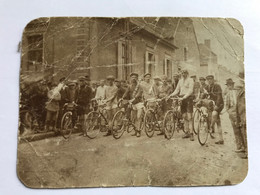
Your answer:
[206,75,214,80]
[78,76,86,81]
[130,72,138,77]
[144,73,151,78]
[181,69,188,74]
[173,73,179,77]
[153,76,161,81]
[68,80,77,86]
[106,75,115,80]
[114,79,120,82]
[190,75,196,78]
[199,77,206,81]
[85,75,91,81]
[225,78,235,85]
[161,75,168,81]
[40,79,47,84]
[59,77,66,82]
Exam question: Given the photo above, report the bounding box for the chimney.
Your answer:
[204,39,211,49]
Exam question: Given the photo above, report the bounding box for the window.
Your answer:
[147,52,155,74]
[164,58,172,78]
[184,47,187,61]
[27,35,43,71]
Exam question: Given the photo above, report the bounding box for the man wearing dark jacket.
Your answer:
[77,76,92,136]
[205,75,224,144]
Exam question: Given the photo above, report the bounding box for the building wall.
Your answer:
[174,18,201,76]
[21,18,180,82]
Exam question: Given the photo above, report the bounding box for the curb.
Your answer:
[19,131,57,143]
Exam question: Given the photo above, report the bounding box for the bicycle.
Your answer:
[111,99,140,139]
[60,102,78,139]
[163,97,188,140]
[84,98,109,139]
[195,99,216,146]
[143,98,163,138]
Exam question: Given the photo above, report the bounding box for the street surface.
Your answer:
[17,112,248,188]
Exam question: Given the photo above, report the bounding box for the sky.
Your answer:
[192,18,244,74]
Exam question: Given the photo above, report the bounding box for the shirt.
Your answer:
[104,85,118,106]
[140,81,155,100]
[171,77,194,99]
[158,84,172,98]
[95,85,106,100]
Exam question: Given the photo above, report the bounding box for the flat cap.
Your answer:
[144,73,151,78]
[78,76,86,81]
[106,75,115,80]
[206,75,214,79]
[199,77,206,81]
[130,72,138,77]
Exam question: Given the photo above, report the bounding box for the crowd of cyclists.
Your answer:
[20,69,247,158]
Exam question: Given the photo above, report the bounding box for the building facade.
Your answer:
[21,17,200,82]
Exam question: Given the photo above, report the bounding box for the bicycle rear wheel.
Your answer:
[60,112,73,139]
[192,109,200,135]
[112,110,126,139]
[85,111,100,139]
[144,109,156,138]
[163,110,176,140]
[197,115,209,145]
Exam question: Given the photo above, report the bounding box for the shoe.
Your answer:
[157,132,164,136]
[136,131,141,137]
[182,133,190,139]
[104,131,112,136]
[215,140,224,145]
[190,133,194,141]
[235,148,246,153]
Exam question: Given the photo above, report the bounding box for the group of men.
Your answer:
[20,69,247,158]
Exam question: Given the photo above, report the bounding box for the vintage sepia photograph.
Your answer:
[17,17,247,188]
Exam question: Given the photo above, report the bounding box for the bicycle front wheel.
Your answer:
[163,110,176,140]
[85,111,100,139]
[192,108,200,135]
[112,110,126,139]
[197,115,209,146]
[60,111,73,139]
[144,109,156,138]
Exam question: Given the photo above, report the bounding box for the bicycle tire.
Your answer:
[60,111,73,139]
[144,109,156,138]
[197,115,209,146]
[85,111,100,139]
[192,108,200,135]
[163,110,175,140]
[111,110,126,139]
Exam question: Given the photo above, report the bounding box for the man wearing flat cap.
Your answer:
[235,72,247,158]
[77,76,92,136]
[205,75,224,144]
[103,75,118,136]
[168,69,195,141]
[197,77,208,100]
[122,72,143,137]
[140,73,157,100]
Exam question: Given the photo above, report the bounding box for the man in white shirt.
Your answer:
[168,69,195,141]
[95,79,106,100]
[104,75,118,136]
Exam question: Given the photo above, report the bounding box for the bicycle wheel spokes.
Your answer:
[193,109,200,135]
[112,110,126,139]
[144,109,155,138]
[163,110,175,140]
[60,112,73,139]
[198,115,209,145]
[85,111,100,139]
